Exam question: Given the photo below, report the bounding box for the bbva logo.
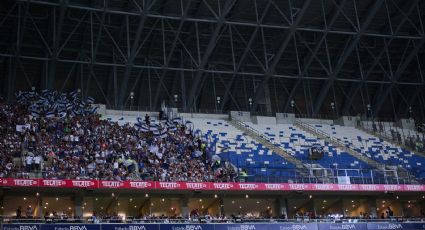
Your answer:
[69,226,88,230]
[240,225,256,230]
[184,225,203,230]
[380,224,403,230]
[19,226,38,230]
[291,225,308,230]
[329,224,356,230]
[129,226,146,230]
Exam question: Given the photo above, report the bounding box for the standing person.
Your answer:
[25,154,33,172]
[34,154,41,171]
[16,206,22,218]
[158,110,164,121]
[145,114,150,126]
[26,205,33,218]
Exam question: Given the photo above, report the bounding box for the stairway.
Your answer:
[229,119,305,168]
[228,119,327,183]
[293,119,386,170]
[294,120,419,183]
[357,125,425,158]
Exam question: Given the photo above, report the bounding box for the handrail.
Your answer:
[294,119,387,169]
[2,217,425,224]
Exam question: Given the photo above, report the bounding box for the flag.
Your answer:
[46,111,55,118]
[58,111,67,119]
[86,96,95,104]
[31,109,40,118]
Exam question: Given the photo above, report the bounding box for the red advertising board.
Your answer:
[1,178,424,192]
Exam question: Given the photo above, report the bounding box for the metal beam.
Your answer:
[373,38,425,115]
[220,0,273,111]
[186,0,237,110]
[312,0,385,115]
[1,51,424,86]
[19,0,424,40]
[251,0,312,111]
[152,0,194,108]
[340,0,420,115]
[118,0,157,108]
[46,0,67,90]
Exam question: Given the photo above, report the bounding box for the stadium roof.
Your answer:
[0,0,424,120]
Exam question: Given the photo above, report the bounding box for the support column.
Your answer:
[274,197,288,219]
[0,189,4,216]
[74,192,84,218]
[180,196,189,218]
[368,198,377,218]
[219,197,224,217]
[36,193,42,218]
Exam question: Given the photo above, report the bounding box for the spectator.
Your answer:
[16,206,22,218]
[0,90,232,182]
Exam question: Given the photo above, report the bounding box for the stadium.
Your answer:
[0,0,425,229]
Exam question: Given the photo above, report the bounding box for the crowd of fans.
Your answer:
[0,90,237,182]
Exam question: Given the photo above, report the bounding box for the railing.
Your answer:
[294,119,386,169]
[359,122,425,155]
[240,167,417,184]
[2,217,425,224]
[230,119,305,166]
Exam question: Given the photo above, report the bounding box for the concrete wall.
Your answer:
[180,112,229,120]
[398,118,415,130]
[105,109,158,118]
[229,111,251,122]
[300,118,334,125]
[339,116,360,127]
[276,113,295,124]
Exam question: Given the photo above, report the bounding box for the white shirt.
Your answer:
[34,156,41,164]
[25,156,33,165]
